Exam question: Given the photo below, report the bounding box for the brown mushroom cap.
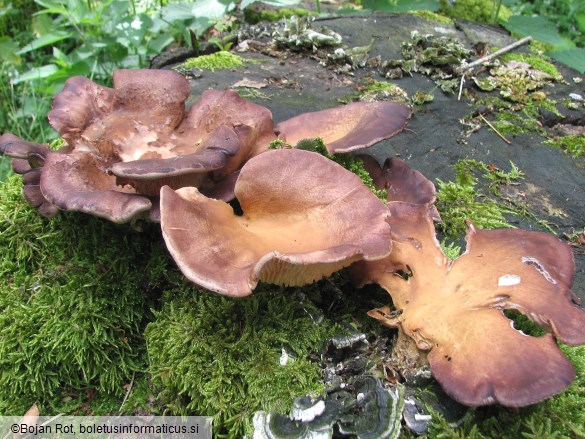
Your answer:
[0,133,51,160]
[48,76,115,147]
[40,151,152,223]
[48,69,189,156]
[352,202,585,407]
[358,155,441,220]
[274,101,411,153]
[48,73,278,202]
[6,72,282,221]
[161,148,392,297]
[0,133,60,217]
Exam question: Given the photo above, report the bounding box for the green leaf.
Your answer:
[191,0,236,19]
[576,11,585,33]
[547,48,585,73]
[502,16,574,49]
[0,36,21,66]
[149,34,174,53]
[239,0,300,10]
[31,14,53,37]
[161,3,194,21]
[362,0,439,13]
[16,31,73,55]
[11,64,60,84]
[52,47,70,66]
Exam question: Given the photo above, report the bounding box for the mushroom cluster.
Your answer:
[0,69,410,223]
[1,68,584,410]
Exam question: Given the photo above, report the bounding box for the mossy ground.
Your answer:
[176,51,246,72]
[244,7,312,25]
[0,174,346,437]
[545,134,585,158]
[438,0,512,23]
[0,165,584,438]
[435,159,525,239]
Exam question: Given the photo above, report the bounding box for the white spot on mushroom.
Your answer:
[498,274,521,286]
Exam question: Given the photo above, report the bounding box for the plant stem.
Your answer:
[493,0,502,23]
[457,36,533,74]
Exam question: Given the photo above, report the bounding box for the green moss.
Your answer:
[268,139,292,150]
[439,238,462,260]
[436,159,524,238]
[492,109,542,136]
[545,135,585,158]
[244,7,311,24]
[274,138,388,202]
[0,175,161,415]
[438,0,512,23]
[363,79,409,102]
[178,51,245,72]
[474,95,560,137]
[338,78,409,104]
[408,10,454,25]
[501,52,562,80]
[145,282,339,438]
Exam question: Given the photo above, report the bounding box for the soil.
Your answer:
[181,13,585,301]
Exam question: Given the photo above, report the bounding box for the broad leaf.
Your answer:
[239,0,300,10]
[11,64,60,84]
[149,34,174,53]
[0,36,21,66]
[547,48,585,73]
[191,0,236,19]
[16,31,73,55]
[362,0,439,13]
[503,16,574,49]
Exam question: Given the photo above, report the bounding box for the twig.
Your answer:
[479,114,512,144]
[458,74,466,101]
[118,371,135,414]
[457,36,533,75]
[456,36,533,100]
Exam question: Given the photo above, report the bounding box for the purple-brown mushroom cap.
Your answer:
[161,148,392,297]
[40,151,152,223]
[352,202,585,407]
[275,101,411,153]
[358,155,441,220]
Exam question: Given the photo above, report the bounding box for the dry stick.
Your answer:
[457,35,534,100]
[118,371,135,414]
[479,113,512,144]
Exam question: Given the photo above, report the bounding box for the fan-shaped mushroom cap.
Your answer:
[275,101,410,153]
[352,202,585,407]
[46,71,278,202]
[40,151,152,223]
[0,133,51,160]
[358,155,441,220]
[161,149,392,297]
[0,133,59,217]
